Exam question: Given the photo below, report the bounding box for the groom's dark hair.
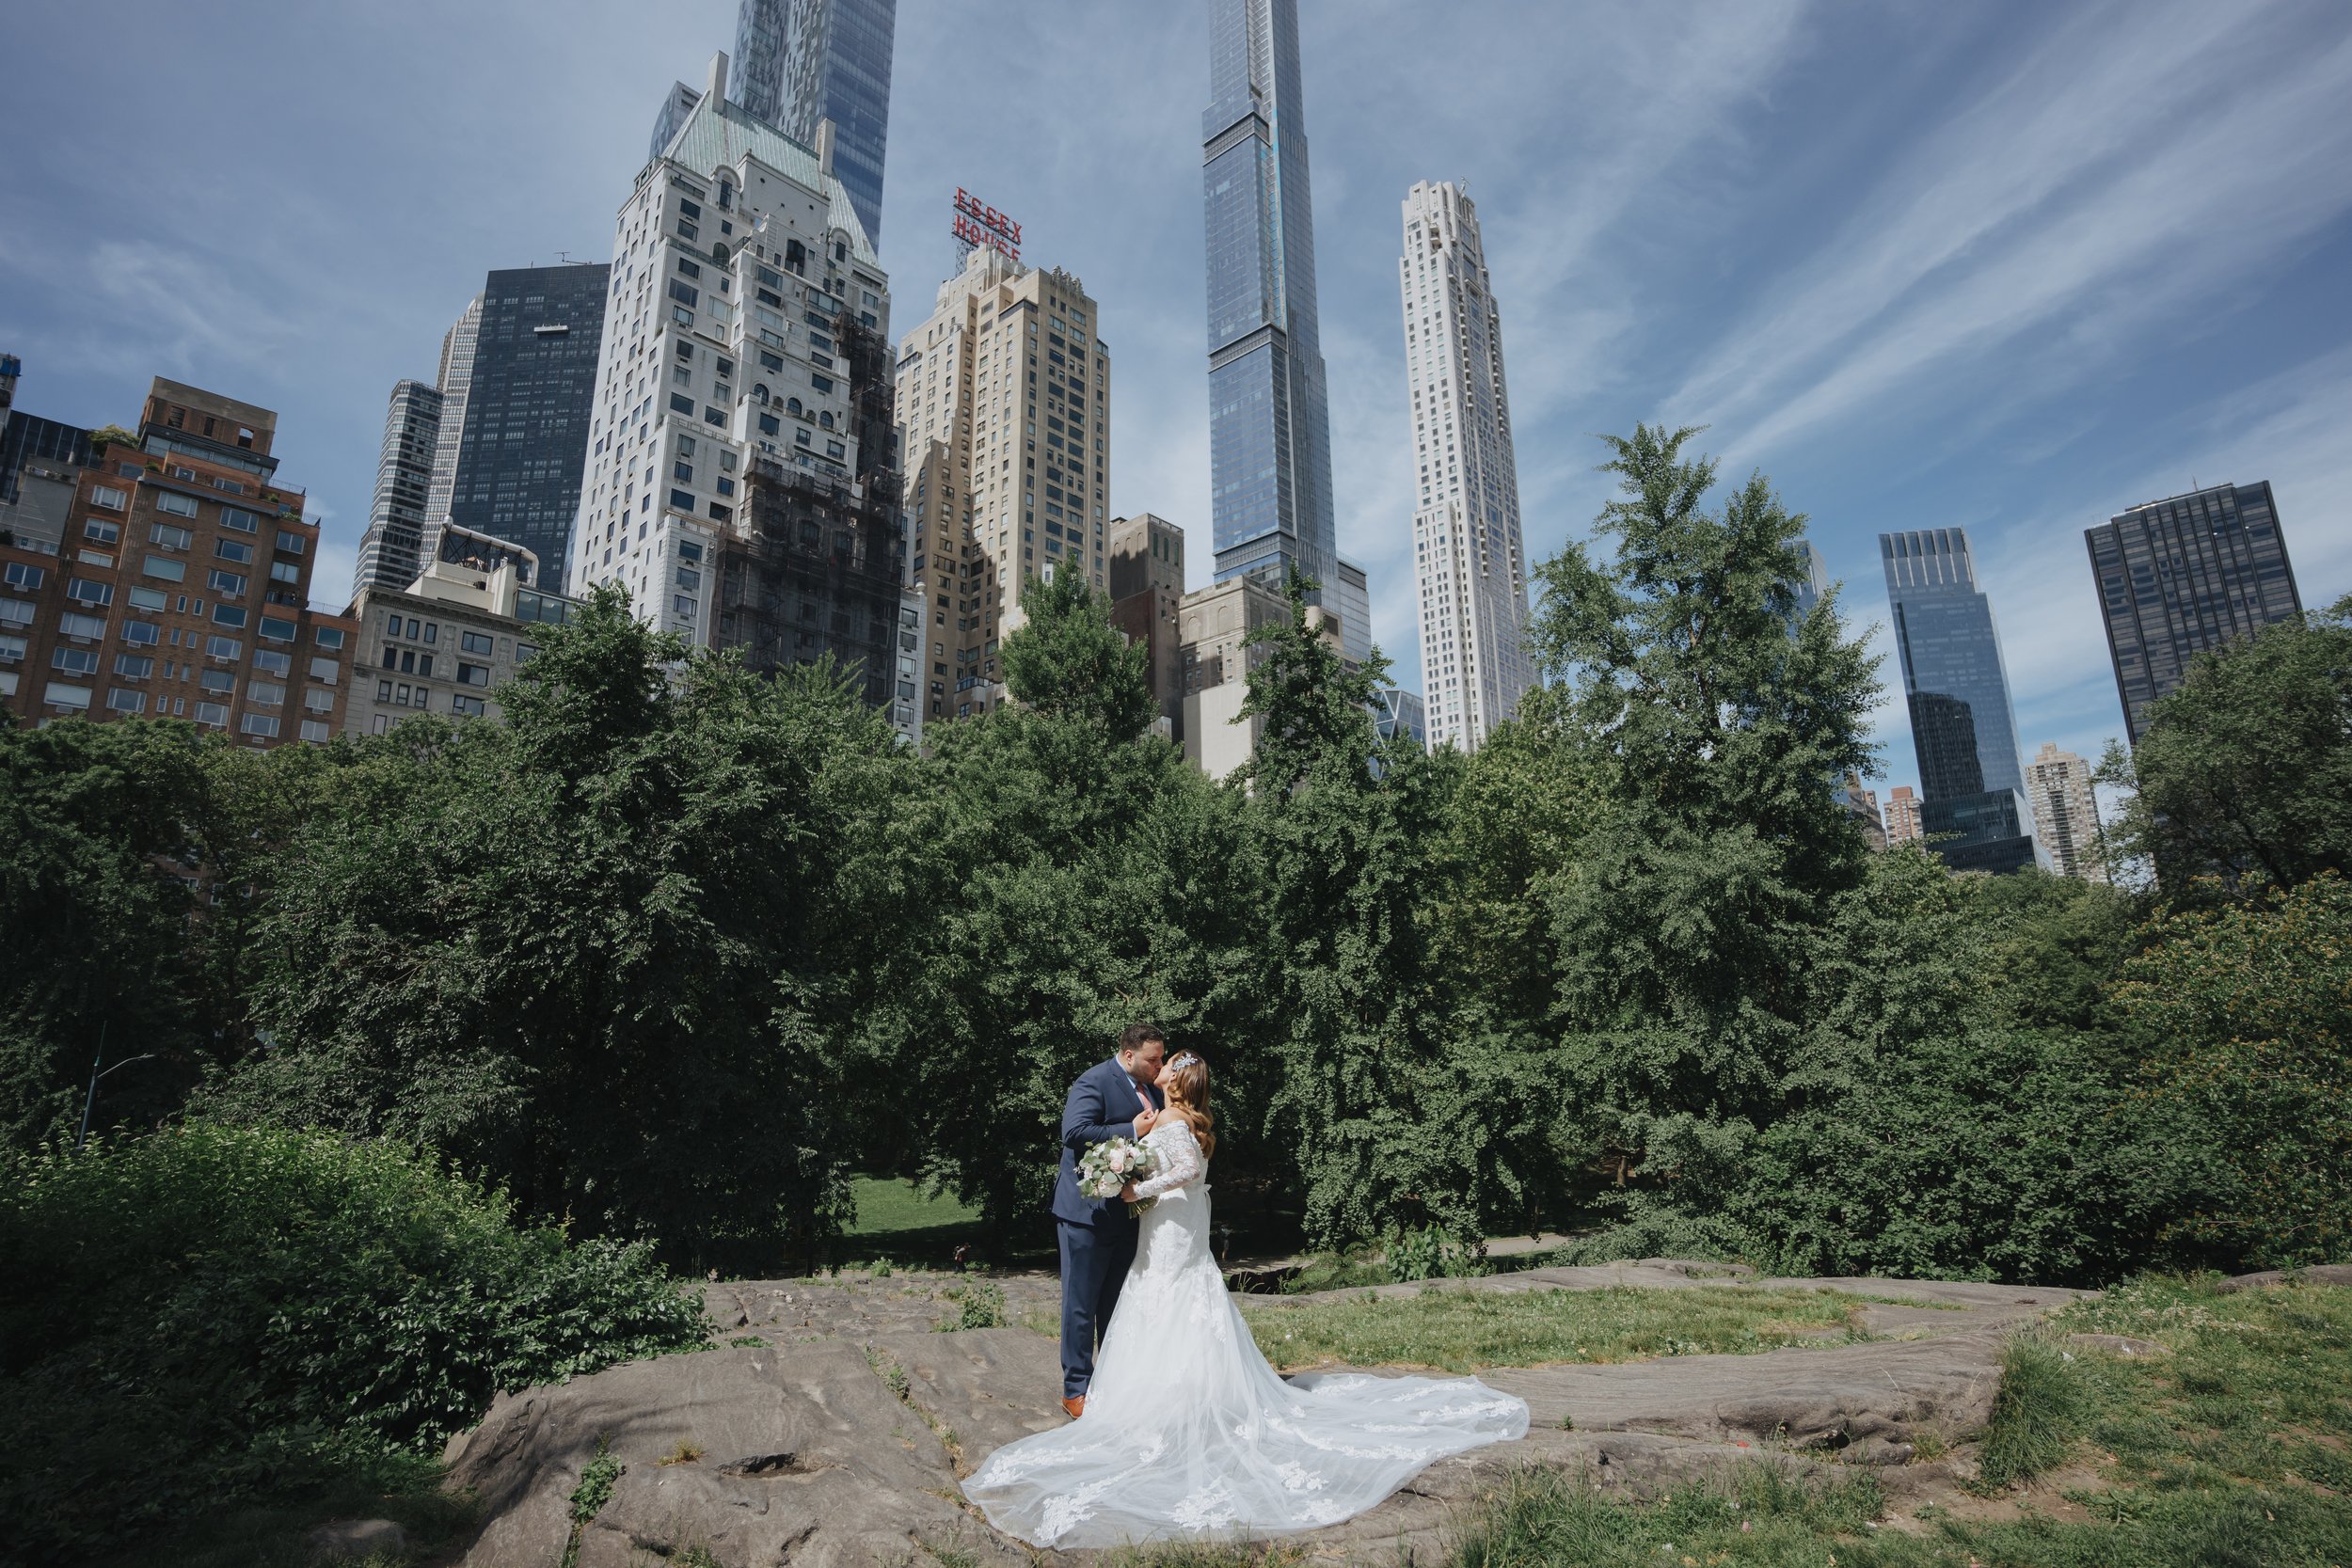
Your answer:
[1118,1023,1166,1053]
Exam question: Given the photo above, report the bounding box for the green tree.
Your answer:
[999,569,1155,740]
[209,588,912,1270]
[1527,424,1880,1210]
[2097,594,2352,898]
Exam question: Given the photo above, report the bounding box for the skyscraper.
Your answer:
[1110,512,1185,738]
[1883,784,1923,847]
[421,296,482,538]
[1400,179,1534,752]
[430,264,607,591]
[2025,741,2107,883]
[895,245,1110,723]
[1882,528,2044,874]
[652,1,898,248]
[573,54,895,681]
[1202,0,1339,607]
[350,380,443,597]
[2087,481,2302,745]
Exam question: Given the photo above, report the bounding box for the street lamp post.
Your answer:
[75,1024,155,1153]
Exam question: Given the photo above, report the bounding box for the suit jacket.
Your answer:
[1052,1056,1166,1229]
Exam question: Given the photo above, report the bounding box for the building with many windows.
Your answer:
[1373,686,1425,748]
[652,0,898,248]
[0,375,351,743]
[894,244,1107,724]
[1399,180,1534,752]
[1110,512,1185,739]
[572,54,892,653]
[1202,0,1340,611]
[350,379,444,600]
[1883,784,1923,847]
[2087,481,2302,745]
[347,525,578,736]
[2025,741,2107,883]
[1882,527,2044,874]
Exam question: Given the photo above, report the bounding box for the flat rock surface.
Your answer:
[438,1260,2086,1564]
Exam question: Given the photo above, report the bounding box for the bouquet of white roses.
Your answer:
[1078,1136,1161,1216]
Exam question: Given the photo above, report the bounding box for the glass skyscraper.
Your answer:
[2087,481,2301,745]
[1882,528,2045,874]
[434,264,608,590]
[1202,0,1339,602]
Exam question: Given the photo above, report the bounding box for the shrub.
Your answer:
[0,1124,705,1562]
[1974,1332,2088,1490]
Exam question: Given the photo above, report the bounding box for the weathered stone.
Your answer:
[2216,1264,2352,1292]
[305,1518,407,1561]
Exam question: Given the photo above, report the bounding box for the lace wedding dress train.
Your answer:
[964,1119,1528,1547]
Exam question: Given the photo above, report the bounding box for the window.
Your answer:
[114,653,154,679]
[702,405,726,426]
[143,554,187,582]
[206,635,242,659]
[52,647,100,675]
[451,693,486,718]
[214,478,244,494]
[826,440,846,459]
[312,626,343,650]
[84,519,121,544]
[247,681,285,707]
[668,393,696,416]
[668,279,698,308]
[673,460,694,483]
[673,594,697,619]
[309,656,340,683]
[59,611,104,639]
[107,689,146,714]
[299,720,331,743]
[0,634,23,662]
[677,540,704,562]
[757,413,780,436]
[459,630,493,655]
[90,485,127,511]
[0,601,32,630]
[219,508,259,533]
[269,561,299,586]
[259,615,296,642]
[195,702,228,728]
[276,530,305,555]
[456,662,489,687]
[676,258,702,279]
[4,563,45,591]
[669,488,695,511]
[515,641,539,664]
[207,569,246,596]
[240,713,279,738]
[156,491,199,517]
[44,681,93,710]
[253,648,292,677]
[199,669,234,693]
[215,538,254,563]
[303,689,334,712]
[150,523,192,549]
[675,566,701,591]
[128,585,167,611]
[213,604,247,628]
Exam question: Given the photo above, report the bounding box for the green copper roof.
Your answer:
[660,92,877,266]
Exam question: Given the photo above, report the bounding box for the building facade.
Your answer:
[1373,686,1425,748]
[350,379,444,598]
[572,53,894,662]
[421,295,483,539]
[1202,0,1340,606]
[1109,512,1185,738]
[1,377,352,744]
[1883,784,1923,847]
[1,354,96,551]
[347,531,578,736]
[422,264,608,591]
[1178,573,1290,777]
[1841,771,1888,852]
[894,245,1108,724]
[2087,481,2301,745]
[1399,180,1534,752]
[1882,527,2043,874]
[654,0,897,248]
[1332,555,1372,669]
[2025,741,2107,883]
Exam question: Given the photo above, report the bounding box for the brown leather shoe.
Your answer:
[1060,1394,1085,1420]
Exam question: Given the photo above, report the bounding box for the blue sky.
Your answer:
[3,0,2347,795]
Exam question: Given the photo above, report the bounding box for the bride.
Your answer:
[963,1052,1528,1547]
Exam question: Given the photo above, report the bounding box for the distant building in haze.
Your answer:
[1203,0,1342,619]
[1882,528,2044,874]
[1110,513,1185,739]
[350,380,444,599]
[1400,180,1534,752]
[1842,771,1887,852]
[1883,784,1923,847]
[2087,481,2302,745]
[2025,741,2107,883]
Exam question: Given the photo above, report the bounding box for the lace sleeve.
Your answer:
[1132,1121,1203,1200]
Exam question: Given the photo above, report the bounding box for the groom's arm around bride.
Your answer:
[1050,1025,1167,1415]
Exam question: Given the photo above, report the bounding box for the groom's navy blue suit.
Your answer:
[1054,1056,1164,1399]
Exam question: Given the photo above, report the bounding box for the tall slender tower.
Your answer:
[2025,741,2107,883]
[1202,0,1339,609]
[349,380,444,597]
[1400,180,1533,752]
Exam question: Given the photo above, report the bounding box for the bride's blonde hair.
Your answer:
[1163,1052,1216,1160]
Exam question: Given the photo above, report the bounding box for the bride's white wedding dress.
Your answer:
[964,1119,1528,1547]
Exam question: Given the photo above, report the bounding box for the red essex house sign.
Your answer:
[952,187,1022,263]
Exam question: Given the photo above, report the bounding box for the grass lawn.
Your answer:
[1246,1283,1869,1371]
[839,1173,984,1266]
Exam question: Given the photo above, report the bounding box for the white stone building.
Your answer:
[569,53,892,658]
[1399,180,1534,752]
[2026,741,2108,883]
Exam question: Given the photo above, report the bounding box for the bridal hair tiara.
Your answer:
[1168,1052,1201,1071]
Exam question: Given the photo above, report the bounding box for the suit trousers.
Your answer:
[1057,1218,1136,1399]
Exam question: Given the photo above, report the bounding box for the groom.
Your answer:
[1051,1022,1167,1419]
